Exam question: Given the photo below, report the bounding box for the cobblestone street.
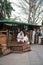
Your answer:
[0,45,43,65]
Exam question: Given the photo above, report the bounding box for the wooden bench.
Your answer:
[8,41,31,52]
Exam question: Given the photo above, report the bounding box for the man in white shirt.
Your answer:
[38,29,42,44]
[32,29,36,44]
[17,31,24,42]
[23,32,30,44]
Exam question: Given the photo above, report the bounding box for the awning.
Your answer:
[0,20,43,27]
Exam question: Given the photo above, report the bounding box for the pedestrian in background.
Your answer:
[38,29,42,44]
[32,29,36,44]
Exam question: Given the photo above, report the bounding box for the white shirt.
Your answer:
[33,30,35,36]
[23,35,30,44]
[23,35,28,42]
[17,32,24,42]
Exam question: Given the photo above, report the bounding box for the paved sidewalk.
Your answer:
[0,45,43,65]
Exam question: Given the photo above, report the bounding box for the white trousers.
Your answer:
[38,36,41,44]
[32,35,35,44]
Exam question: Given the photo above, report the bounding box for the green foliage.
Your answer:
[42,20,43,25]
[0,0,14,19]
